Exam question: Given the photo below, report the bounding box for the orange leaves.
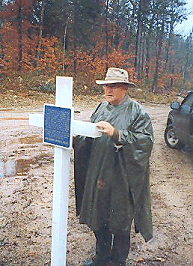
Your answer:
[159,73,181,89]
[0,0,136,83]
[0,21,36,73]
[35,37,63,74]
[0,18,63,74]
[0,18,137,85]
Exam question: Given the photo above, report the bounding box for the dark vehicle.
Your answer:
[164,91,193,149]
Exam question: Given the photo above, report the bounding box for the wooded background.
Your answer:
[0,0,192,94]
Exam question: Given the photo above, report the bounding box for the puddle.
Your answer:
[0,158,32,178]
[0,154,53,178]
[20,135,42,144]
[0,158,16,178]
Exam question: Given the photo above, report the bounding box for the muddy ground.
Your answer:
[0,92,192,266]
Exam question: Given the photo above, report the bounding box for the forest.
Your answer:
[0,0,193,96]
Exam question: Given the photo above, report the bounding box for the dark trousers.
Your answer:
[94,227,131,264]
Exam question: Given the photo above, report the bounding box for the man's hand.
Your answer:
[96,121,115,137]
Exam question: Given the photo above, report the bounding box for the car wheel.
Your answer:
[164,125,184,149]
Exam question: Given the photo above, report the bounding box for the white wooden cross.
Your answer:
[29,77,101,266]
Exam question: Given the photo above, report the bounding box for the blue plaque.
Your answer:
[44,105,72,148]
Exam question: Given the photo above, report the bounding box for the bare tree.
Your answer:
[152,16,165,92]
[105,0,109,71]
[36,0,46,61]
[17,0,22,71]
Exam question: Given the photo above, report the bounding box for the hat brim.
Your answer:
[96,80,136,87]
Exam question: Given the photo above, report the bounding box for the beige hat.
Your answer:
[96,67,135,87]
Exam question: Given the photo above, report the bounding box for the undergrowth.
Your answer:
[0,72,190,104]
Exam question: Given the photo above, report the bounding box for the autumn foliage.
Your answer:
[0,19,137,93]
[0,0,192,95]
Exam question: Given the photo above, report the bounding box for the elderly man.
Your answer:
[74,68,154,266]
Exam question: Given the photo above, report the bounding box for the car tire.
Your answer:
[164,125,184,149]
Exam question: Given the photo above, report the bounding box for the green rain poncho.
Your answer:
[74,96,154,242]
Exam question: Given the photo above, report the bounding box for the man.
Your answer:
[74,68,154,266]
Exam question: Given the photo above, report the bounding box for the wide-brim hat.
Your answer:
[96,67,135,87]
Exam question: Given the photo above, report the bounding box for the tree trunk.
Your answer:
[105,0,109,71]
[183,33,192,81]
[17,0,22,72]
[63,17,69,73]
[170,64,175,87]
[165,23,174,72]
[145,35,150,78]
[145,7,156,79]
[152,19,164,93]
[115,0,120,50]
[141,32,146,77]
[36,0,46,62]
[134,0,142,78]
[128,2,135,48]
[73,3,78,77]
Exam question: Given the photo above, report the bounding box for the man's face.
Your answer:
[104,83,127,105]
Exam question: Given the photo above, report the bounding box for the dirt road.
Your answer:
[0,97,192,266]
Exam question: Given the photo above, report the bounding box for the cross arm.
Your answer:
[29,113,102,138]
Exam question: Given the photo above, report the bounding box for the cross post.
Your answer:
[51,77,72,265]
[29,76,101,265]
